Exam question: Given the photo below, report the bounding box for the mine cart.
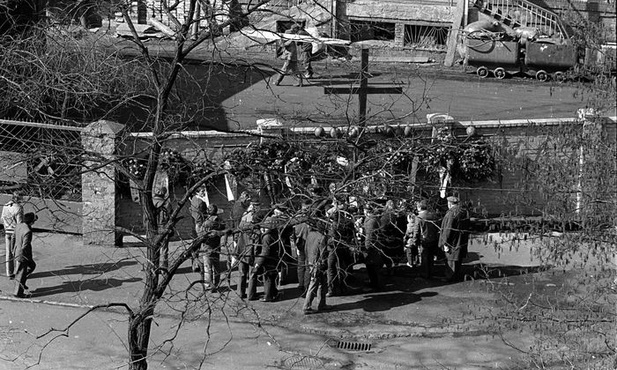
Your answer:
[524,41,579,81]
[466,39,521,79]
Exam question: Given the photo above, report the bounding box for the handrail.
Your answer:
[472,0,569,40]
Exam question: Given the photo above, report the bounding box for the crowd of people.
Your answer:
[188,184,471,315]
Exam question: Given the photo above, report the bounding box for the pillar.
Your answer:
[81,120,125,246]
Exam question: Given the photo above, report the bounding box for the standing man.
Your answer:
[190,187,208,272]
[2,193,23,279]
[250,216,281,302]
[235,196,261,299]
[407,200,440,278]
[199,204,226,291]
[438,196,470,282]
[273,24,304,87]
[13,212,37,298]
[290,200,312,296]
[362,205,383,292]
[303,220,329,314]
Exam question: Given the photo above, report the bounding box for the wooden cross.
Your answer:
[324,48,403,126]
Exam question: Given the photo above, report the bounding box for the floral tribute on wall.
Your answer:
[222,131,496,202]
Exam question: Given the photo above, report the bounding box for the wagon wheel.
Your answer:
[494,67,507,79]
[476,66,489,78]
[553,71,565,83]
[535,70,549,82]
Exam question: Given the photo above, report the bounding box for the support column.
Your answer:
[394,23,405,47]
[81,120,125,247]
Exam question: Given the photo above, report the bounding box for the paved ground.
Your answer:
[113,39,611,132]
[0,231,562,370]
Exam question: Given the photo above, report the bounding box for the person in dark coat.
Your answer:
[249,216,282,302]
[302,221,329,314]
[379,199,404,275]
[362,206,383,291]
[438,196,470,282]
[13,212,37,298]
[406,200,440,278]
[153,187,173,270]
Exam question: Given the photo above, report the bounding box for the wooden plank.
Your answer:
[323,86,403,94]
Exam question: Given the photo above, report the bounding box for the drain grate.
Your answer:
[335,340,372,351]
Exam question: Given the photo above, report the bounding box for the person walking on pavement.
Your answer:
[438,196,470,282]
[2,193,23,279]
[153,187,173,270]
[13,212,37,298]
[303,221,330,314]
[274,24,304,87]
[296,25,314,78]
[199,204,226,291]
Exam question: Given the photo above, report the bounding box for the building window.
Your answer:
[276,20,306,33]
[349,20,395,42]
[404,24,450,50]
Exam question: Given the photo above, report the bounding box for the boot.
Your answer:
[274,74,283,86]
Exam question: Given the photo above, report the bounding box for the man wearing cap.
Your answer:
[13,212,37,298]
[2,193,23,279]
[249,216,282,302]
[438,196,470,282]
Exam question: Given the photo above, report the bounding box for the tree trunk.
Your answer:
[128,228,159,370]
[128,307,154,370]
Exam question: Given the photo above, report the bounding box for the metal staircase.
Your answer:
[472,0,569,40]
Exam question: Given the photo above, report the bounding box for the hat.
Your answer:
[446,196,459,204]
[261,216,283,230]
[24,212,38,224]
[250,194,260,204]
